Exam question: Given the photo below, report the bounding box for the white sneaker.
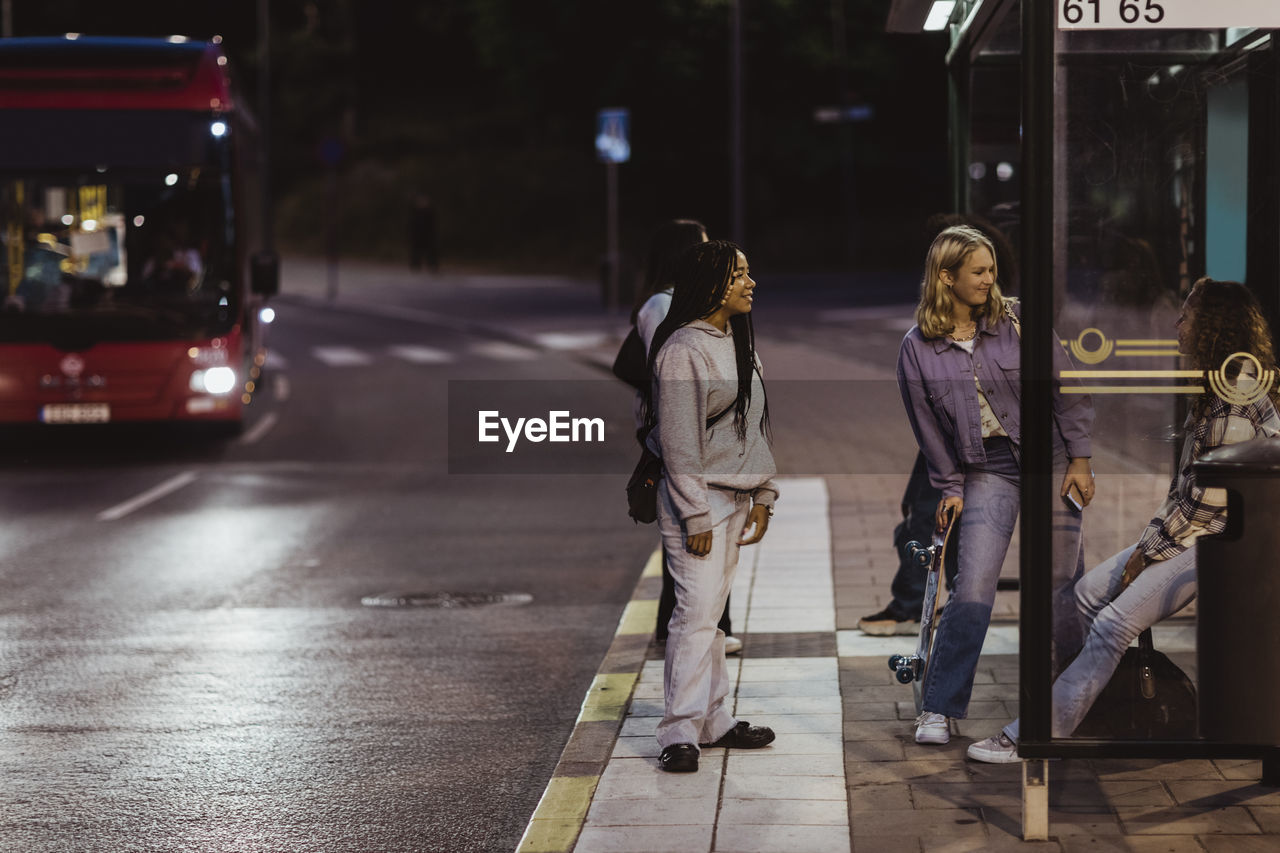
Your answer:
[967,732,1019,763]
[724,635,743,655]
[914,712,950,744]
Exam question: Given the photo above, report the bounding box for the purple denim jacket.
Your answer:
[896,311,1094,499]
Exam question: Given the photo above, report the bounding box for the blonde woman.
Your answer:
[896,225,1096,749]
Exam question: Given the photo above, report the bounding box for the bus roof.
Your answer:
[0,36,235,112]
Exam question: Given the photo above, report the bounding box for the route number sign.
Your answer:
[1060,0,1280,29]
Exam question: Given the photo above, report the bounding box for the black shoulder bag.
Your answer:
[625,405,735,525]
[1072,627,1198,739]
[611,327,649,391]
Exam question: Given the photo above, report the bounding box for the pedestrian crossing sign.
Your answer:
[595,108,630,164]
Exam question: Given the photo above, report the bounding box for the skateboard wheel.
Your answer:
[895,667,914,684]
[888,654,904,671]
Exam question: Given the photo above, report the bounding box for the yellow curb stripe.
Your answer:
[579,672,639,722]
[615,598,659,636]
[641,547,663,578]
[517,777,600,852]
[515,548,657,852]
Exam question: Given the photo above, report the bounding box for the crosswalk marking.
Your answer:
[299,329,604,368]
[311,346,374,367]
[387,345,454,364]
[532,331,610,350]
[470,341,539,361]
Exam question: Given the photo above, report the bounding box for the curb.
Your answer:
[515,548,663,853]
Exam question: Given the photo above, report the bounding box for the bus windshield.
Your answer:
[0,109,237,347]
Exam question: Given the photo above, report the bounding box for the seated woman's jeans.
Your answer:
[920,437,1086,719]
[1003,542,1197,741]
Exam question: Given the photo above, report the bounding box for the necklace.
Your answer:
[951,324,977,342]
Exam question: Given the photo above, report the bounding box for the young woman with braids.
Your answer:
[641,239,778,773]
[970,277,1280,762]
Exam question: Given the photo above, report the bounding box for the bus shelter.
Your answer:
[888,0,1280,839]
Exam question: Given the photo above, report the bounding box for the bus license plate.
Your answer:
[41,403,111,424]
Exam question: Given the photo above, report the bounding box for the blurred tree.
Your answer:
[5,0,949,274]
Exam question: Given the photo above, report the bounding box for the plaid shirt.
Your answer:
[1138,394,1280,561]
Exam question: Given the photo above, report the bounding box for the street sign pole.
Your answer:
[596,108,630,313]
[605,160,619,313]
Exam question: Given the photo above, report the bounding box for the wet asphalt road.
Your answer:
[0,294,658,852]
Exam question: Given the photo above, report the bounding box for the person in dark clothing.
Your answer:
[409,193,439,273]
[857,452,959,635]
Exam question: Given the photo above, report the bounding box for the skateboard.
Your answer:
[888,506,957,715]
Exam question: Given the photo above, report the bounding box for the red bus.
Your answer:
[0,35,277,431]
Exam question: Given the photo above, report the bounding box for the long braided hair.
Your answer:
[642,240,770,442]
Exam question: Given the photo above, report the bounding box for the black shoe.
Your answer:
[659,743,699,772]
[701,721,776,750]
[857,607,920,637]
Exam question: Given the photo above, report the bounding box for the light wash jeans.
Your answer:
[655,480,751,749]
[921,437,1086,719]
[1004,542,1198,741]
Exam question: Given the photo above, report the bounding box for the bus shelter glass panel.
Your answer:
[1045,23,1279,740]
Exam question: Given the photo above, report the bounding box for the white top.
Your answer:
[637,288,674,351]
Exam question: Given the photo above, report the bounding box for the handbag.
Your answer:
[612,327,649,391]
[1072,628,1198,739]
[625,428,663,524]
[625,406,735,525]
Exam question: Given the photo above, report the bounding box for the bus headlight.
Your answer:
[190,366,237,395]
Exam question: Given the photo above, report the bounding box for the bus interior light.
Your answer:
[259,307,276,324]
[210,121,228,138]
[164,173,179,187]
[923,1,955,31]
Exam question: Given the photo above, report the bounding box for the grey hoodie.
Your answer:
[647,320,778,534]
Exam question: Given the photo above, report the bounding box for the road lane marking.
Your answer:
[532,331,610,350]
[311,346,373,367]
[387,344,454,364]
[98,471,199,521]
[470,341,539,361]
[238,411,279,446]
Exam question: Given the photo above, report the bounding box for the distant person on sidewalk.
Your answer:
[969,278,1280,762]
[856,451,958,636]
[897,225,1096,749]
[408,192,439,273]
[625,219,742,656]
[643,240,778,773]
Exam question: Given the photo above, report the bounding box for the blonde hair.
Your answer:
[915,225,1007,339]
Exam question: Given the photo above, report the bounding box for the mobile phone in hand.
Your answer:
[1062,484,1084,512]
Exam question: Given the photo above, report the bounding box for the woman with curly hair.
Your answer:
[897,225,1097,753]
[969,277,1280,761]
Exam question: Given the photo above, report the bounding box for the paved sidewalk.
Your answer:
[520,469,1279,853]
[274,258,1280,852]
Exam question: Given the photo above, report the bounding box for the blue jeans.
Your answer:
[921,437,1086,719]
[1004,542,1197,741]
